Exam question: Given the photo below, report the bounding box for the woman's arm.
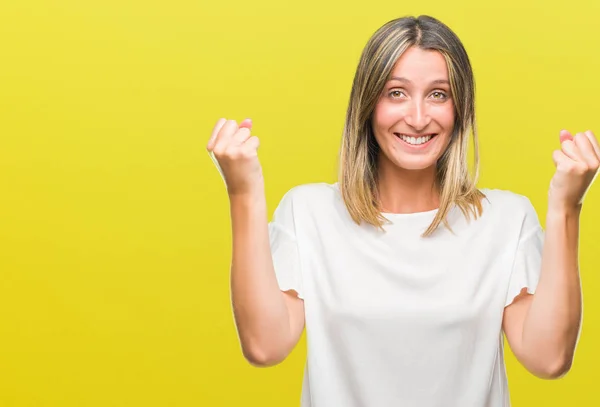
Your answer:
[503,129,599,379]
[207,118,305,367]
[229,190,305,367]
[503,207,582,379]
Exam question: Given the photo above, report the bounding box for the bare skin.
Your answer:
[502,129,600,379]
[208,46,600,374]
[207,118,304,366]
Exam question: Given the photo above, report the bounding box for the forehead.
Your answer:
[389,46,449,82]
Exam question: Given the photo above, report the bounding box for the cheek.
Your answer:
[432,104,455,131]
[373,103,399,129]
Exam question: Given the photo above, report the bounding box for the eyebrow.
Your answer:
[388,76,450,86]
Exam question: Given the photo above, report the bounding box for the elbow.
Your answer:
[534,355,573,380]
[545,358,573,380]
[241,343,287,368]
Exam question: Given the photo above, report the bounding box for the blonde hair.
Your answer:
[338,15,485,236]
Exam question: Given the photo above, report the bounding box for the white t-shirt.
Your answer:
[268,182,544,407]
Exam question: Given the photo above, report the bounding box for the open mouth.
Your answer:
[394,133,437,146]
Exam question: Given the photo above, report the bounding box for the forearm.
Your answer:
[229,189,292,364]
[521,207,583,377]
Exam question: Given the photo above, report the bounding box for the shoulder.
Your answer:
[479,188,542,230]
[480,188,536,211]
[276,182,340,206]
[273,182,341,220]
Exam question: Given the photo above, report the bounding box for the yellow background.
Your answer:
[1,0,599,405]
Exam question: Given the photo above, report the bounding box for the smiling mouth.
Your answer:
[394,133,437,146]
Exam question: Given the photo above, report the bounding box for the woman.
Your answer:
[207,15,599,407]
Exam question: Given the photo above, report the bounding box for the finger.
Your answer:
[552,149,568,167]
[559,129,573,144]
[558,130,573,144]
[207,118,227,151]
[231,127,252,146]
[208,148,225,179]
[239,118,253,130]
[213,119,239,152]
[560,139,583,161]
[584,130,600,160]
[573,132,599,168]
[243,136,260,152]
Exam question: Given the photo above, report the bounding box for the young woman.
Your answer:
[207,15,599,407]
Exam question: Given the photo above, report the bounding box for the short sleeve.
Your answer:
[504,197,545,307]
[268,189,304,299]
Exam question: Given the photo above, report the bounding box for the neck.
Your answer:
[376,158,439,214]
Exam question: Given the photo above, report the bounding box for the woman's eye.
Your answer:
[389,90,405,98]
[431,91,447,100]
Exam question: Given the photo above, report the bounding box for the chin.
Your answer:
[392,158,437,171]
[383,150,439,172]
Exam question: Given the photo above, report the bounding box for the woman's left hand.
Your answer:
[549,130,600,213]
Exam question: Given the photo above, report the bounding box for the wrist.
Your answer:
[228,186,266,205]
[546,203,582,222]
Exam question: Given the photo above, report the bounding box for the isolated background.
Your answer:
[1,0,599,405]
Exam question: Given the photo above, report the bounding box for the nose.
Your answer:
[404,99,431,131]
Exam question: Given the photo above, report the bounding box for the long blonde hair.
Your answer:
[338,15,485,236]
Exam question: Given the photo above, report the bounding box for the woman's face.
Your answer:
[372,46,455,172]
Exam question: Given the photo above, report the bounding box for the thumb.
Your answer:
[559,129,573,144]
[239,118,253,130]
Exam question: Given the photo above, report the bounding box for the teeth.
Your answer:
[398,134,433,145]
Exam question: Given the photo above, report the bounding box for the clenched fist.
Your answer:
[549,129,600,213]
[207,118,263,196]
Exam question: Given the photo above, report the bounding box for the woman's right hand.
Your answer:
[207,118,264,197]
[208,118,305,366]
